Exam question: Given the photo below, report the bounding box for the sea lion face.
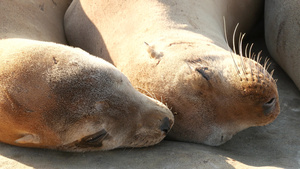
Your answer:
[140,43,279,146]
[0,39,174,152]
[170,55,279,146]
[56,72,174,151]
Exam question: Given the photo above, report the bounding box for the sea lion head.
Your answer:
[170,50,279,146]
[139,39,279,146]
[0,39,174,151]
[55,74,174,152]
[56,75,174,151]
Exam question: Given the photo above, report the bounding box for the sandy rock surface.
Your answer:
[0,39,299,169]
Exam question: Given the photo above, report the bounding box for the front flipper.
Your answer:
[15,134,40,144]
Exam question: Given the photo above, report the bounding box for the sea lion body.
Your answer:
[65,0,280,146]
[0,1,174,151]
[265,0,300,90]
[0,0,71,43]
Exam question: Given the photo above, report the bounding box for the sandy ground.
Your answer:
[0,38,299,169]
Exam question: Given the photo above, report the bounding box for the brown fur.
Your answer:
[0,0,174,151]
[65,0,280,146]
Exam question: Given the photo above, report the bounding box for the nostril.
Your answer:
[266,98,275,105]
[263,97,276,115]
[160,117,171,133]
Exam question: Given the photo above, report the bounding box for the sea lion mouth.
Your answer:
[202,127,236,146]
[126,134,164,148]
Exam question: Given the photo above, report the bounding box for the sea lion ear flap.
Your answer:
[15,134,40,144]
[144,42,164,59]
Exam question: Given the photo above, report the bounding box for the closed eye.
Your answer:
[85,130,108,143]
[76,129,108,148]
[196,67,210,81]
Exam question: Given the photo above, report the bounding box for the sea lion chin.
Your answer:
[0,38,174,152]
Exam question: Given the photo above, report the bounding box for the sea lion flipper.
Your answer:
[15,134,40,144]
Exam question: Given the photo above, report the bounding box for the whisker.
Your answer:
[266,62,272,71]
[245,43,249,58]
[264,58,270,70]
[137,87,155,99]
[221,20,276,83]
[159,96,171,109]
[263,57,269,79]
[249,43,254,60]
[232,23,240,54]
[251,53,256,60]
[223,16,240,75]
[256,51,262,63]
[152,92,158,100]
[264,58,272,79]
[255,51,263,79]
[270,69,275,77]
[238,32,247,74]
[238,33,242,56]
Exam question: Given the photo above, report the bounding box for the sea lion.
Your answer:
[0,0,174,151]
[64,0,280,146]
[0,0,71,44]
[265,0,300,90]
[0,39,173,151]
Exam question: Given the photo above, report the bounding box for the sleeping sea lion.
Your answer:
[0,0,173,151]
[64,0,280,146]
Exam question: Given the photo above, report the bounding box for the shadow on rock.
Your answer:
[0,141,236,169]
